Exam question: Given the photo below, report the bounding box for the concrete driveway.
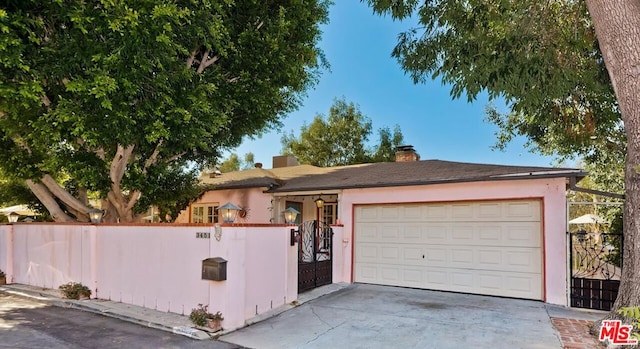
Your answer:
[220,284,588,349]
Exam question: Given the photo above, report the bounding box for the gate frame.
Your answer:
[566,201,623,309]
[297,220,333,293]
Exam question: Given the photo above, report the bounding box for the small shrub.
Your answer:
[59,282,91,300]
[0,269,5,278]
[189,304,223,327]
[619,307,640,341]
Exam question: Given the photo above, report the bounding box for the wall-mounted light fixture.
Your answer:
[283,207,300,225]
[290,226,300,246]
[218,202,241,223]
[89,208,104,223]
[7,212,19,223]
[315,197,325,208]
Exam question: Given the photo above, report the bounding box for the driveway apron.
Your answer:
[220,284,562,349]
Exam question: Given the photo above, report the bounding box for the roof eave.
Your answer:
[267,171,588,193]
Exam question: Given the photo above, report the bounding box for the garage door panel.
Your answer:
[381,226,400,239]
[405,248,423,260]
[357,263,542,299]
[426,249,446,263]
[354,200,543,300]
[362,223,539,247]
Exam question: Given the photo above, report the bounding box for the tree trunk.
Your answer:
[585,0,640,335]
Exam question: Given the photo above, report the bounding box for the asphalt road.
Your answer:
[0,293,242,349]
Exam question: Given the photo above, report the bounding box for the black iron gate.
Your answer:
[570,231,622,311]
[298,220,333,293]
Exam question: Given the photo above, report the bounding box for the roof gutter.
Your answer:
[569,176,624,200]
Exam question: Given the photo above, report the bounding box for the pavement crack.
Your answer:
[310,305,331,327]
[304,305,348,346]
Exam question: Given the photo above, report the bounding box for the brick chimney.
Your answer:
[395,145,420,162]
[272,155,299,168]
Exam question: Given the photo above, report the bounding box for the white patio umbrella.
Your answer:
[568,213,606,224]
[0,204,39,216]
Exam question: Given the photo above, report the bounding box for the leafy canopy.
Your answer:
[365,0,623,178]
[0,0,330,221]
[281,97,404,166]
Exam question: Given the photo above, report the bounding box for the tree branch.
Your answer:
[164,151,187,164]
[196,49,220,74]
[26,179,74,222]
[124,190,142,217]
[41,174,91,218]
[143,139,163,174]
[107,190,125,220]
[110,144,135,191]
[186,48,199,68]
[108,144,135,219]
[76,138,106,160]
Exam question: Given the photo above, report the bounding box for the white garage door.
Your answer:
[354,200,543,300]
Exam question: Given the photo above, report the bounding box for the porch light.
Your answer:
[89,208,104,223]
[283,207,300,224]
[7,212,19,223]
[315,197,324,208]
[218,202,241,223]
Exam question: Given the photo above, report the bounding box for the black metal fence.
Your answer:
[569,231,622,311]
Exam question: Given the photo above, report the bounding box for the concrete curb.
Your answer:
[0,285,211,340]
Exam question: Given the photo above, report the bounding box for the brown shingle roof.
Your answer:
[200,160,585,192]
[200,165,335,190]
[266,160,585,193]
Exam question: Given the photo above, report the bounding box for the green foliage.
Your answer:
[281,97,404,166]
[189,304,223,327]
[371,125,405,163]
[365,0,622,175]
[0,0,330,221]
[242,153,255,170]
[59,282,91,300]
[220,154,242,173]
[219,152,255,172]
[618,307,640,341]
[134,166,202,222]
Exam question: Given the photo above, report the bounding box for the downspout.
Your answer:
[568,176,625,200]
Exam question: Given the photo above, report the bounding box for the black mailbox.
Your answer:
[202,257,227,281]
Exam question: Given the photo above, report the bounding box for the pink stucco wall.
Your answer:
[1,223,307,331]
[175,188,272,223]
[338,177,568,305]
[173,176,570,306]
[7,224,91,289]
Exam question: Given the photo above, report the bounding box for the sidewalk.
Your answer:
[0,282,349,342]
[0,283,211,340]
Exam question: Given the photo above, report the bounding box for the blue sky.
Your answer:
[231,1,558,168]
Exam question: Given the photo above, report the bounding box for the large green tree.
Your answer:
[0,0,329,222]
[281,97,404,166]
[365,0,640,325]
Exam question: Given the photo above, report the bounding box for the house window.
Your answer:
[322,203,338,225]
[192,204,219,223]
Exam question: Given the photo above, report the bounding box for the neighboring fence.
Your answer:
[0,223,346,331]
[569,231,622,311]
